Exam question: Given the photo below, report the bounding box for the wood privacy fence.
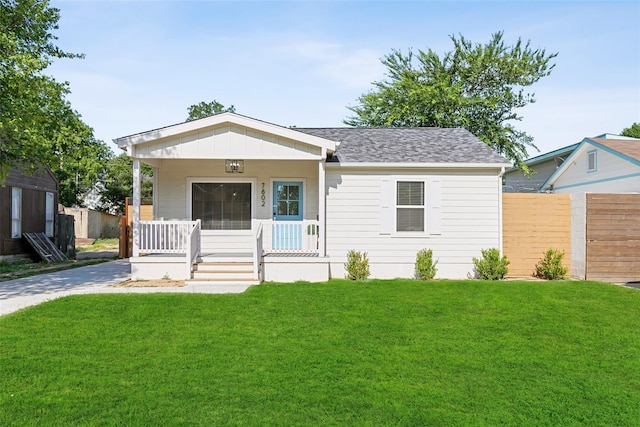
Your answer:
[119,197,153,258]
[586,193,640,283]
[502,193,571,277]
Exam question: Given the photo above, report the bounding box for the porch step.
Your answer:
[190,258,258,283]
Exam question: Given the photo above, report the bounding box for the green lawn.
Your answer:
[1,280,639,426]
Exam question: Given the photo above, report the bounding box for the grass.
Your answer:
[75,238,119,253]
[1,279,639,426]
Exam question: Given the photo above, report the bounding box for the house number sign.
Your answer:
[261,182,266,207]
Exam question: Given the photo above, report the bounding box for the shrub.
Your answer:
[535,249,568,280]
[345,250,370,280]
[472,248,510,280]
[415,249,438,280]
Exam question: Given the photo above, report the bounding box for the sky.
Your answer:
[48,0,640,158]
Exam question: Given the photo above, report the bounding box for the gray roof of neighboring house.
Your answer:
[295,127,509,164]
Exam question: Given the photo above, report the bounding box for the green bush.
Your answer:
[472,248,510,280]
[415,249,438,280]
[535,249,568,280]
[345,250,370,280]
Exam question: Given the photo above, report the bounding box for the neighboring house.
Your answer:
[81,181,106,211]
[540,134,640,194]
[114,112,510,283]
[503,143,579,192]
[0,166,58,259]
[539,134,640,281]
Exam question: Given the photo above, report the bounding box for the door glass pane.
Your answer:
[289,201,299,216]
[277,185,287,200]
[288,185,299,200]
[277,201,287,216]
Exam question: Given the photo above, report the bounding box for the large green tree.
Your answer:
[97,153,153,215]
[345,32,557,170]
[1,0,115,206]
[186,100,235,121]
[621,123,640,139]
[1,0,81,181]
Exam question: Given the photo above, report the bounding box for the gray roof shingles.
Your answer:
[295,127,509,164]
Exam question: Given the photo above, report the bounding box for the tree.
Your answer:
[1,0,116,207]
[621,123,640,139]
[186,100,235,121]
[0,0,83,183]
[97,153,153,215]
[345,32,557,171]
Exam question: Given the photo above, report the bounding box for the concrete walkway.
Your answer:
[0,259,252,316]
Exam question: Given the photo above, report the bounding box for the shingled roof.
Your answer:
[589,138,640,163]
[295,127,510,164]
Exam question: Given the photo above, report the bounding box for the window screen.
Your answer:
[396,181,424,232]
[192,182,251,230]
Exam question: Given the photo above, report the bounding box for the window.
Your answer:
[11,187,22,238]
[587,150,597,172]
[396,181,425,232]
[379,178,441,236]
[192,182,251,230]
[45,192,55,237]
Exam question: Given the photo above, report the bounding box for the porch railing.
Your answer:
[139,220,200,255]
[260,219,319,254]
[254,222,264,280]
[186,220,201,278]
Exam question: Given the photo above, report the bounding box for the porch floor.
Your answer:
[136,252,320,259]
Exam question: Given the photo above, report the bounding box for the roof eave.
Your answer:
[113,112,336,153]
[326,161,512,169]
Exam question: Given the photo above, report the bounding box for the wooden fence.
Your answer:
[502,193,571,277]
[586,193,640,283]
[119,197,153,258]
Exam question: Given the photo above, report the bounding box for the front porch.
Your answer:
[129,219,330,283]
[116,112,337,284]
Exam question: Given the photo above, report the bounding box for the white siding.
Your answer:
[155,159,319,222]
[200,234,253,253]
[325,168,502,279]
[553,147,640,194]
[134,124,322,160]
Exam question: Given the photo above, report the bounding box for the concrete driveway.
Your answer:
[0,257,254,316]
[0,259,131,316]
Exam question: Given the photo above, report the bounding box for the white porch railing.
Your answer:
[254,222,264,281]
[186,220,201,278]
[137,219,318,262]
[260,219,319,254]
[139,220,200,254]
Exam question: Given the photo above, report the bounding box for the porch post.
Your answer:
[132,159,141,257]
[318,156,326,257]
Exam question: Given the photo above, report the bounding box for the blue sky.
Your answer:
[49,0,639,157]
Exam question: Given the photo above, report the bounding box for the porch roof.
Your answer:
[114,112,336,159]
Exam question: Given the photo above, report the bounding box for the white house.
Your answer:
[114,113,510,284]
